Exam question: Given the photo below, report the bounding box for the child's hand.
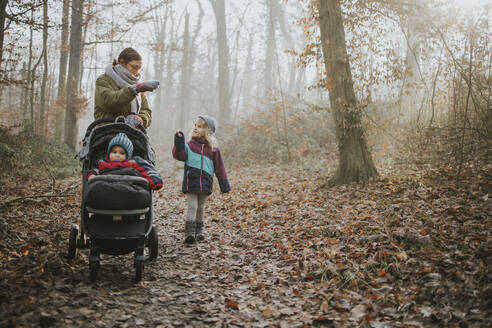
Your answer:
[175,131,184,138]
[88,174,94,180]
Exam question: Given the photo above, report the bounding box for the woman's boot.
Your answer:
[185,220,196,244]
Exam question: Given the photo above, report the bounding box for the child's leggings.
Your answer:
[186,193,209,222]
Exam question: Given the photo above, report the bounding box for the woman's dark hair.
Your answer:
[112,47,142,66]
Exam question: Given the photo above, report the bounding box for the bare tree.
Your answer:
[64,0,83,149]
[55,0,70,141]
[39,0,48,136]
[150,4,169,133]
[318,0,378,185]
[209,0,230,124]
[264,0,274,96]
[177,12,191,129]
[0,0,8,66]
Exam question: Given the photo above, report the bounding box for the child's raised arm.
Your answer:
[172,131,187,162]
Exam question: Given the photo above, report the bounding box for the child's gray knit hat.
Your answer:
[107,132,133,158]
[198,115,217,134]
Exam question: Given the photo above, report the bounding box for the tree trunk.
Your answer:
[64,0,83,149]
[264,0,275,96]
[39,0,48,136]
[0,0,8,67]
[164,12,176,131]
[27,7,34,126]
[399,10,423,125]
[150,5,168,136]
[210,0,230,124]
[55,0,70,141]
[177,13,190,129]
[318,0,377,185]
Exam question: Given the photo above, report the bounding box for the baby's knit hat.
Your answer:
[198,115,217,134]
[107,132,133,158]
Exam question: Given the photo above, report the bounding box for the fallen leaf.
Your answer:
[447,207,458,214]
[417,267,431,274]
[350,304,366,321]
[262,307,272,318]
[225,298,239,310]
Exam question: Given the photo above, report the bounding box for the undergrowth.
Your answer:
[0,125,80,181]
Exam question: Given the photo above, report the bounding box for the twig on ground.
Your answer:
[0,194,75,209]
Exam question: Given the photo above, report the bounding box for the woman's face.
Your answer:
[121,59,142,77]
[192,119,207,139]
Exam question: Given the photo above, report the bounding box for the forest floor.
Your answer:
[0,155,490,328]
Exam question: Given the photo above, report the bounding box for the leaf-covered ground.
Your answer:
[0,157,490,327]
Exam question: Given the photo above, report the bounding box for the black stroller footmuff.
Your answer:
[67,117,159,283]
[85,173,151,211]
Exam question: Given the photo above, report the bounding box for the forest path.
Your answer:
[0,159,490,327]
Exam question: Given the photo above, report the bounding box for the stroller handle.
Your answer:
[84,117,147,138]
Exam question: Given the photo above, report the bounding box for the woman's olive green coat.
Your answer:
[94,74,152,128]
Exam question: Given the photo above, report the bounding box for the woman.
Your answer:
[94,47,159,129]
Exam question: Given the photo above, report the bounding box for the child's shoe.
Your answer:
[185,220,196,244]
[195,221,204,241]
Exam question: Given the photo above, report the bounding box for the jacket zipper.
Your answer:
[199,144,204,191]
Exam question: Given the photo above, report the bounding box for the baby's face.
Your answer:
[109,146,127,162]
[192,119,207,139]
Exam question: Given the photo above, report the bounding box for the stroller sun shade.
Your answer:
[78,120,155,168]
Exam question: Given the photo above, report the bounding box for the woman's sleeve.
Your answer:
[95,76,135,113]
[214,148,231,193]
[138,94,152,128]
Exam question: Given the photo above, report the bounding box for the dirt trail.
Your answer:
[1,161,490,327]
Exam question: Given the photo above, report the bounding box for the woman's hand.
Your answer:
[126,115,143,127]
[135,80,160,93]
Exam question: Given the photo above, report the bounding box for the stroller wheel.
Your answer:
[135,261,144,283]
[89,260,99,282]
[67,225,78,260]
[148,225,158,261]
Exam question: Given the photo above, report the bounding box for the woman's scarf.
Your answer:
[104,64,141,114]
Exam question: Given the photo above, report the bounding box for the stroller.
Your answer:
[67,117,158,282]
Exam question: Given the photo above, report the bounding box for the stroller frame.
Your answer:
[67,117,158,282]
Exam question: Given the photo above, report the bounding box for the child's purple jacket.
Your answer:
[172,134,230,194]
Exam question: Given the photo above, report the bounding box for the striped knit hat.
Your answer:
[107,133,133,158]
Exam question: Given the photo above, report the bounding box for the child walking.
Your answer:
[88,132,163,190]
[172,115,231,244]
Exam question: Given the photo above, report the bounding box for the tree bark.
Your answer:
[177,13,191,129]
[210,0,230,124]
[39,0,48,136]
[55,0,70,141]
[264,0,275,96]
[0,0,8,67]
[318,0,378,185]
[150,5,168,135]
[64,0,83,149]
[398,10,423,125]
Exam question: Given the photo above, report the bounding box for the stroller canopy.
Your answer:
[78,118,155,167]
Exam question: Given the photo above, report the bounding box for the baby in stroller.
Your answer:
[88,132,163,191]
